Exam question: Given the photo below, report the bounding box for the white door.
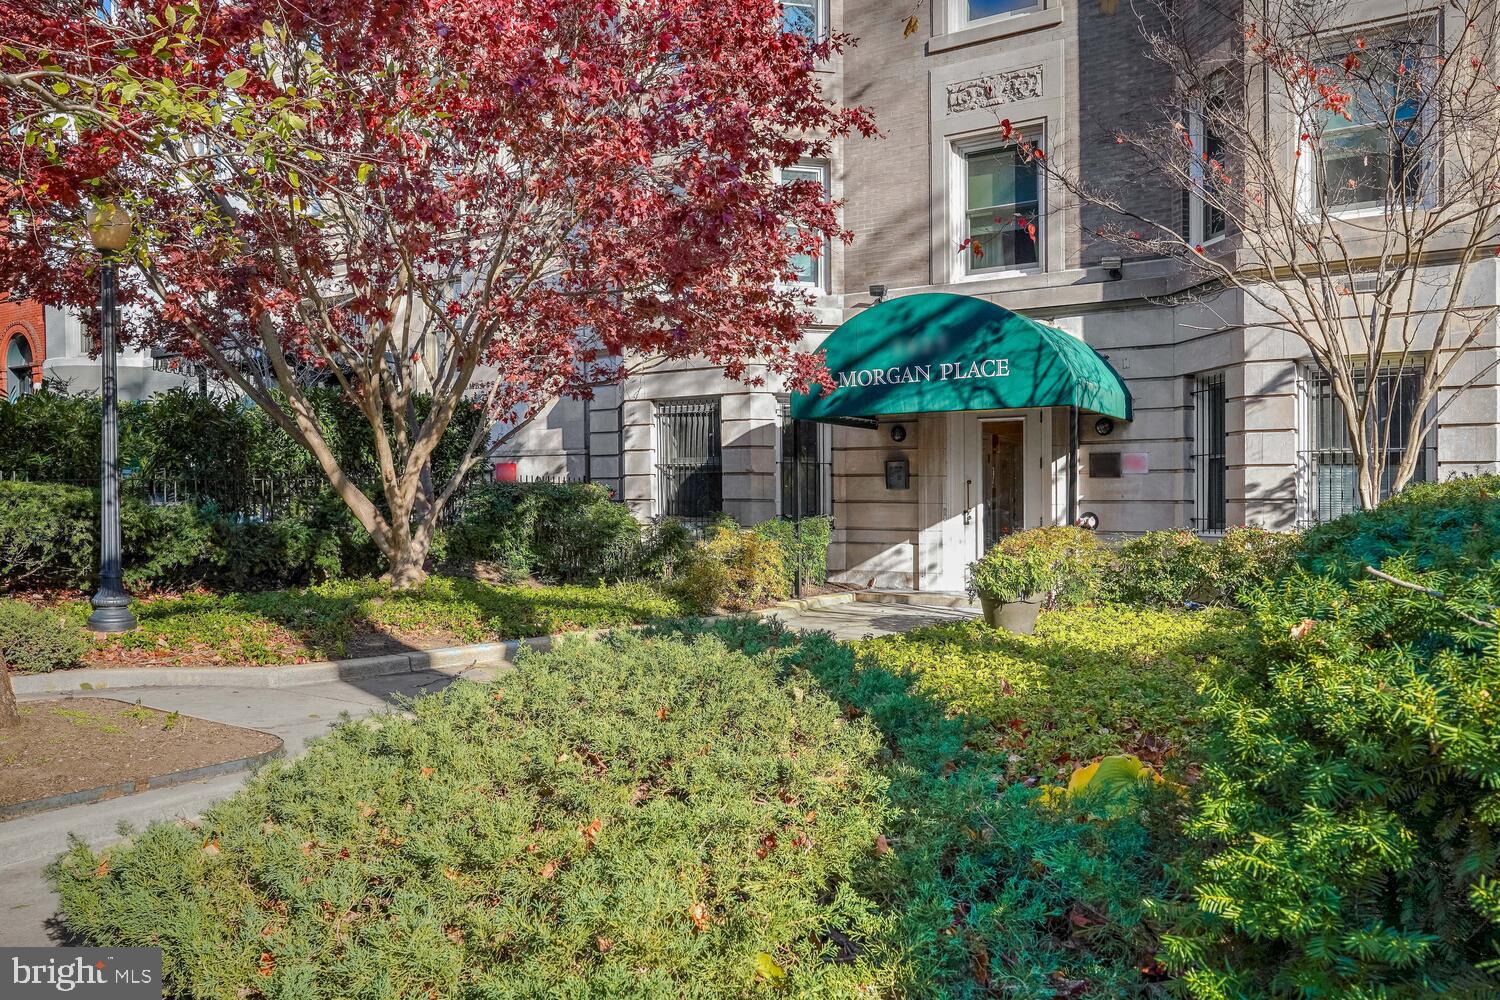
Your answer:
[933,412,1033,592]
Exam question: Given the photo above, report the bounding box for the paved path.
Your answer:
[0,600,974,946]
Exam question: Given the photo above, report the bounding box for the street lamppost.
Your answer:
[85,201,137,633]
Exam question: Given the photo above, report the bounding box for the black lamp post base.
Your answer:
[87,589,137,633]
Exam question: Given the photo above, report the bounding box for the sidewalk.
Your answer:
[0,599,974,946]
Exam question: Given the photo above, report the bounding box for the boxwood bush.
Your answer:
[1109,526,1297,609]
[964,525,1105,606]
[51,632,890,998]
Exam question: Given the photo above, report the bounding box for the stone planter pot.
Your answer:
[977,594,1042,634]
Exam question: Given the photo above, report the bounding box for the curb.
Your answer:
[12,592,874,695]
[0,735,285,821]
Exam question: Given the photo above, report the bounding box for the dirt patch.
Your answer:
[0,698,282,811]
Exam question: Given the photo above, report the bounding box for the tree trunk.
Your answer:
[0,660,20,729]
[382,527,432,590]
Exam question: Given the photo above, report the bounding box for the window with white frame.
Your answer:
[780,0,825,39]
[956,0,1041,27]
[1188,74,1230,245]
[1310,37,1428,212]
[958,139,1041,275]
[1299,361,1435,523]
[1190,371,1227,531]
[778,161,829,291]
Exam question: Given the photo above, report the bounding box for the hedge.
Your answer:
[0,386,485,514]
[0,481,377,593]
[51,632,889,997]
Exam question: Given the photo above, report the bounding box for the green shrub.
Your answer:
[0,481,97,590]
[442,482,644,582]
[51,632,889,997]
[670,525,788,612]
[749,515,832,591]
[0,387,487,517]
[1112,526,1297,608]
[662,617,1190,998]
[663,549,732,615]
[1164,487,1500,996]
[964,524,1104,607]
[0,598,90,672]
[0,481,372,594]
[633,516,697,581]
[852,605,1248,785]
[1297,473,1500,578]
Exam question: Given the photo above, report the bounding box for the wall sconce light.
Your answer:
[1100,256,1123,281]
[868,284,887,302]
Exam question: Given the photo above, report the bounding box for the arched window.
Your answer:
[5,332,35,400]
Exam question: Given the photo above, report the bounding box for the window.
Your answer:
[1314,42,1425,211]
[1300,362,1434,523]
[961,141,1041,274]
[778,162,829,290]
[1188,75,1229,244]
[656,400,722,520]
[5,334,34,401]
[1191,372,1227,531]
[780,0,825,38]
[961,0,1041,24]
[779,417,828,517]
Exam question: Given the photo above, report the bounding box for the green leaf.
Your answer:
[51,81,70,96]
[357,163,373,184]
[223,68,249,90]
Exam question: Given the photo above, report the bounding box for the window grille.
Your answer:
[1191,371,1227,531]
[656,400,722,520]
[1301,363,1434,523]
[780,418,828,518]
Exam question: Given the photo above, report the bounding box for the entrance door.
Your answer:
[981,420,1025,548]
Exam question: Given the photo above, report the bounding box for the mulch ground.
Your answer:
[0,698,282,810]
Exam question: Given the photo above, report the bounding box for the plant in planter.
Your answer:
[965,526,1104,632]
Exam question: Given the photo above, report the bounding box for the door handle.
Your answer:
[964,478,972,524]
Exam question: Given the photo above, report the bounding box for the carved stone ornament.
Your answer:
[945,66,1043,114]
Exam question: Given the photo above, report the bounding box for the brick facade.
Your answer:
[0,296,45,399]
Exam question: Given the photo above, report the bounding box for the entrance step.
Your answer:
[856,589,979,611]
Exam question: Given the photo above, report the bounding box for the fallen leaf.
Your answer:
[202,839,220,856]
[903,14,919,36]
[656,706,668,720]
[689,902,710,932]
[874,834,892,857]
[1290,618,1317,640]
[257,952,275,977]
[755,951,786,979]
[596,936,614,953]
[540,860,558,880]
[579,817,603,846]
[420,767,435,779]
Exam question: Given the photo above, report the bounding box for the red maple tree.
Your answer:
[0,0,873,585]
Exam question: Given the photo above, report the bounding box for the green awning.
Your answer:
[791,293,1132,423]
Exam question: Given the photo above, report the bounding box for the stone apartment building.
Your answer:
[494,0,1500,593]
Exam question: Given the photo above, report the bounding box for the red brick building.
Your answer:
[1,295,45,400]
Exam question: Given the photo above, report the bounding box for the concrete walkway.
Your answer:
[0,599,974,947]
